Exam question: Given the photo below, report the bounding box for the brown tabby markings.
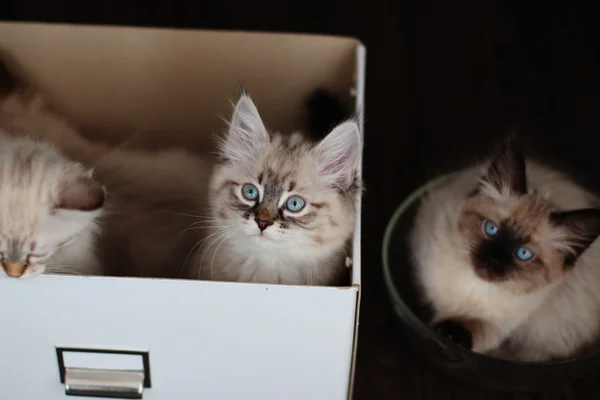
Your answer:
[228,161,325,230]
[228,188,247,211]
[287,211,318,228]
[216,180,236,195]
[255,204,278,222]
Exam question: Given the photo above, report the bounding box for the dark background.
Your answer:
[4,1,600,398]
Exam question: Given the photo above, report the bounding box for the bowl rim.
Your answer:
[381,173,599,368]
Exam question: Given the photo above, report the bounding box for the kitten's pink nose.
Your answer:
[3,261,25,278]
[255,218,273,232]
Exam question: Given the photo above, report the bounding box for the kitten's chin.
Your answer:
[0,267,44,279]
[241,224,281,244]
[473,264,505,282]
[251,232,279,245]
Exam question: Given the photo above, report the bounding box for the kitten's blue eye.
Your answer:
[285,196,306,212]
[242,184,259,200]
[484,220,499,237]
[516,247,534,261]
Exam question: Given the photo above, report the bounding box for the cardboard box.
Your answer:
[0,22,365,400]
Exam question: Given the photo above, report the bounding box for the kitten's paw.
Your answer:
[433,320,473,350]
[345,257,353,268]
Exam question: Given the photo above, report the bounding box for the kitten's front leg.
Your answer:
[433,319,473,349]
[469,321,506,354]
[433,318,505,354]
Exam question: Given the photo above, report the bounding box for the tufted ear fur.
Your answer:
[550,208,600,266]
[36,173,105,244]
[58,174,105,212]
[313,120,362,190]
[479,136,527,196]
[220,93,270,164]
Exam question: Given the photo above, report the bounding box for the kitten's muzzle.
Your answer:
[2,260,26,278]
[473,239,515,281]
[255,218,274,232]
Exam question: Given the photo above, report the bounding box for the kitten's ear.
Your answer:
[480,136,527,195]
[314,120,362,190]
[0,60,20,96]
[58,175,106,212]
[37,174,105,243]
[221,93,270,163]
[551,208,600,266]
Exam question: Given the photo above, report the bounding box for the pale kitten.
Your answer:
[200,94,362,285]
[0,59,212,279]
[410,137,600,362]
[0,131,105,278]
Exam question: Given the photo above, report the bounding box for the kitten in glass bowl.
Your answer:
[410,136,600,362]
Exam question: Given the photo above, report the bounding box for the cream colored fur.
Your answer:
[0,87,213,278]
[0,131,103,277]
[411,161,600,361]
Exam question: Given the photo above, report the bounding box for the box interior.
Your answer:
[0,23,357,147]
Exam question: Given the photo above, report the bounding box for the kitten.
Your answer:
[410,137,600,362]
[0,131,105,278]
[0,59,213,279]
[199,93,362,285]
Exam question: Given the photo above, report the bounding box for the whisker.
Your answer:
[44,265,84,276]
[196,231,231,280]
[171,221,238,246]
[312,261,320,286]
[178,227,233,278]
[196,228,235,280]
[209,229,238,280]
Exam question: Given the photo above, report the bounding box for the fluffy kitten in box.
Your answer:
[0,60,212,279]
[0,70,105,278]
[199,93,362,285]
[410,137,600,362]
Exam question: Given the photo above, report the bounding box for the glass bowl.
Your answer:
[382,175,600,392]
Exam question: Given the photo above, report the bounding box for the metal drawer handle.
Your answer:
[56,347,151,399]
[65,368,145,399]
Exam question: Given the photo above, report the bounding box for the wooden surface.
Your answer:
[4,1,600,398]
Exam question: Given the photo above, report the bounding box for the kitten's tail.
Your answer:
[306,88,352,141]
